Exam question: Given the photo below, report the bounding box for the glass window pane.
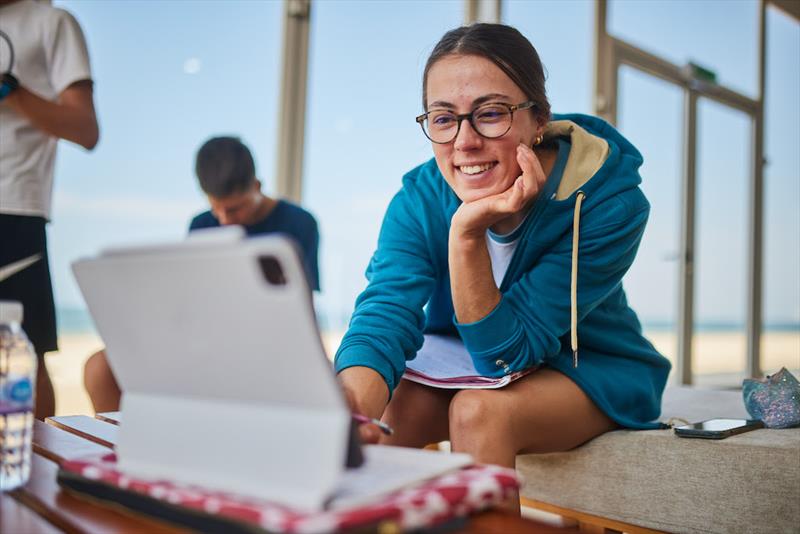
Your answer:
[505,0,593,114]
[694,98,751,387]
[303,0,462,350]
[617,66,683,379]
[609,0,759,99]
[48,0,282,413]
[762,7,800,375]
[51,0,282,309]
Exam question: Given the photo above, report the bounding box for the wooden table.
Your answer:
[2,413,575,533]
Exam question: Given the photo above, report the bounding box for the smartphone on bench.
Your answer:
[674,418,764,439]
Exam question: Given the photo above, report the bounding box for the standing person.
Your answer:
[335,23,671,507]
[83,136,320,412]
[0,0,99,419]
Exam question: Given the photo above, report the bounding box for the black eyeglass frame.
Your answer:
[415,100,537,144]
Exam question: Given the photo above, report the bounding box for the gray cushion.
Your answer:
[517,387,800,533]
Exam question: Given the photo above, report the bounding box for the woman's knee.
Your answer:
[448,389,510,441]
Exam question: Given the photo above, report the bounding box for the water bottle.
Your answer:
[0,300,37,491]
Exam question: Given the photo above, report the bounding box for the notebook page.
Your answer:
[406,335,479,379]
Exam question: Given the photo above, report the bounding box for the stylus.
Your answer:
[352,413,394,436]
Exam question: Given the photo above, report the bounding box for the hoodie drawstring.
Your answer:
[571,191,586,368]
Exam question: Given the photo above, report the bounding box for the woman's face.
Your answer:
[425,54,540,204]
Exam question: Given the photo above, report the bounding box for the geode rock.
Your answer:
[743,367,800,429]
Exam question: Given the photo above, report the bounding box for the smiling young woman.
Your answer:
[335,23,671,511]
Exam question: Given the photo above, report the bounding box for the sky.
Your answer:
[45,0,799,334]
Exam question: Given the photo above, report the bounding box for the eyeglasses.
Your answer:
[415,101,536,144]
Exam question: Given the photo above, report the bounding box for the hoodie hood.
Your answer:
[509,114,648,369]
[545,113,644,202]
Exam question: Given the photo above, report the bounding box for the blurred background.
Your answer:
[37,0,798,414]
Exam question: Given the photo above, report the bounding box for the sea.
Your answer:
[56,307,800,337]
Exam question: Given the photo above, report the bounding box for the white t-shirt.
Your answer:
[485,212,530,288]
[486,234,519,288]
[0,0,92,219]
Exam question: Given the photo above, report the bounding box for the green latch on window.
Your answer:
[685,62,718,84]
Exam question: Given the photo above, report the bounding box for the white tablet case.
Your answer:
[72,233,350,510]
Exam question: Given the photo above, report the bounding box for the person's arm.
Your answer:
[449,143,547,324]
[338,366,389,444]
[3,80,99,150]
[334,169,440,419]
[452,147,651,376]
[339,366,389,419]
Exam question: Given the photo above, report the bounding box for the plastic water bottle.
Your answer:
[0,300,37,491]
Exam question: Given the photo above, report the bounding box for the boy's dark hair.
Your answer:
[195,136,256,197]
[422,23,551,123]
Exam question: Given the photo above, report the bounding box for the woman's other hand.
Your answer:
[339,366,390,444]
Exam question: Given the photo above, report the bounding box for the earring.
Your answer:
[533,135,543,146]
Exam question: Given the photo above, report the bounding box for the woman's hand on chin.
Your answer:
[450,143,547,240]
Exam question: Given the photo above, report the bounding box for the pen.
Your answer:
[352,413,394,436]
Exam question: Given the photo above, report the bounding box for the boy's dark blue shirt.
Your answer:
[189,199,320,290]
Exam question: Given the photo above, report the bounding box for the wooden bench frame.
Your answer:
[520,497,666,534]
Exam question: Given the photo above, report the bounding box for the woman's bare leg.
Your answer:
[448,368,617,512]
[380,378,456,448]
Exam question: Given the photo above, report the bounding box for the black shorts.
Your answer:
[0,214,58,355]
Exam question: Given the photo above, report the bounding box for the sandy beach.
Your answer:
[46,333,105,416]
[47,330,799,416]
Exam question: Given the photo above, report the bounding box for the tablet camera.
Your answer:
[259,256,287,286]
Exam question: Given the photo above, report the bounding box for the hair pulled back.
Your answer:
[422,23,551,123]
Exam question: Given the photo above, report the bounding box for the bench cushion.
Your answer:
[517,387,800,533]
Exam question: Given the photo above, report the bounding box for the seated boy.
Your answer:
[83,136,320,412]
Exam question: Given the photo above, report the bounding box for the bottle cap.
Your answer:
[0,300,24,324]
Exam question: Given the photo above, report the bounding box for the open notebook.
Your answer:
[404,334,536,389]
[71,229,471,512]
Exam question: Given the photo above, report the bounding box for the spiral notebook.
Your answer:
[404,334,536,389]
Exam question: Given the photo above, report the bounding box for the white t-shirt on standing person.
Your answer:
[0,0,92,219]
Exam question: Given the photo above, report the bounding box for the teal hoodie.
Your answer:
[335,113,672,430]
